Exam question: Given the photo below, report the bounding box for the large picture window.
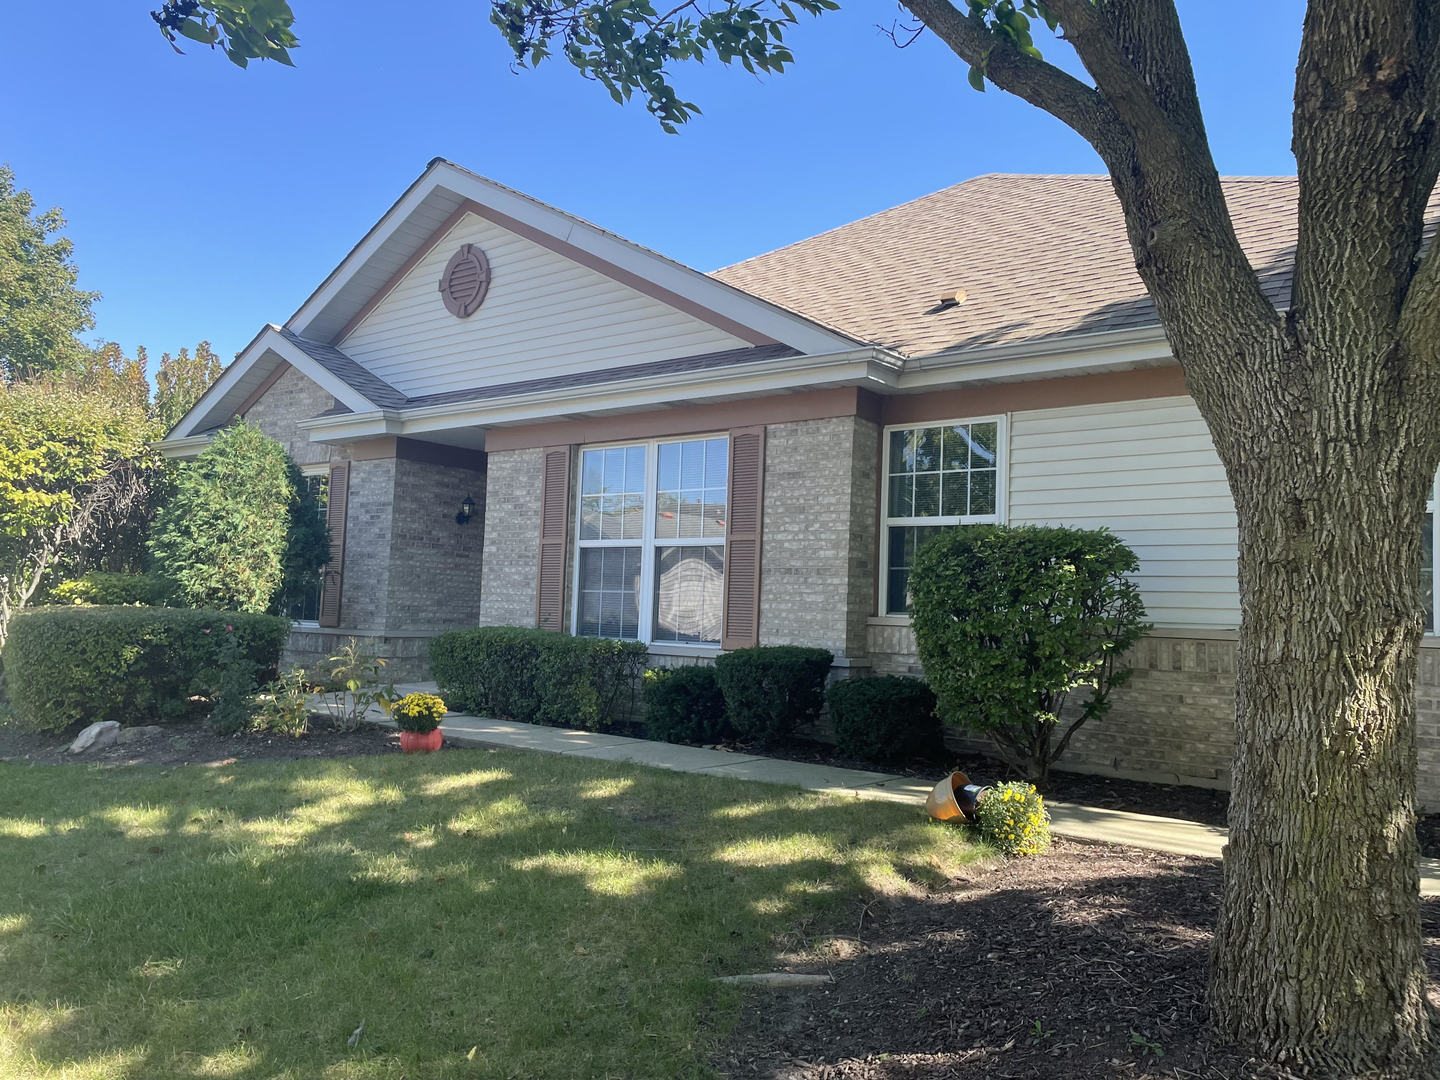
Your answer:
[880,417,1004,616]
[574,436,728,645]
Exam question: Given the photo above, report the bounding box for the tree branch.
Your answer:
[899,0,1124,150]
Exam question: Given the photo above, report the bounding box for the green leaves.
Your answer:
[963,0,1059,90]
[909,524,1149,780]
[0,167,99,384]
[151,1,298,67]
[147,421,318,614]
[488,0,837,132]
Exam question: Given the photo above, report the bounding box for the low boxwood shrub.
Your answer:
[50,572,174,607]
[825,675,943,764]
[429,626,646,732]
[642,665,729,744]
[713,645,833,745]
[3,606,288,732]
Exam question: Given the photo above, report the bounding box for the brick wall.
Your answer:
[338,457,397,630]
[244,364,490,676]
[242,365,341,467]
[869,622,1440,810]
[386,457,486,630]
[478,447,546,627]
[759,416,878,657]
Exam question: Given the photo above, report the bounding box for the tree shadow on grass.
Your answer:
[0,748,982,1080]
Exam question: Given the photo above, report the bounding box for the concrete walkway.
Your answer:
[374,685,1440,895]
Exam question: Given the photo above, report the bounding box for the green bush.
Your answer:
[825,675,943,764]
[910,524,1148,783]
[50,571,174,607]
[3,606,288,732]
[713,645,833,745]
[429,627,646,732]
[642,665,729,744]
[148,422,328,614]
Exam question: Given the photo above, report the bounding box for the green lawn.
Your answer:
[0,748,985,1079]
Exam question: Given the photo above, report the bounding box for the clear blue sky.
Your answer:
[1,1,1305,372]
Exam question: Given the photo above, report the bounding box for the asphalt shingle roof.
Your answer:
[275,326,409,409]
[710,175,1301,358]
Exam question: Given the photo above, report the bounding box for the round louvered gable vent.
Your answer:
[439,243,492,318]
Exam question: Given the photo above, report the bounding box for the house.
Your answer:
[161,158,1440,805]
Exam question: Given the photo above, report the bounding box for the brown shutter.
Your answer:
[721,426,765,650]
[536,446,572,631]
[317,461,349,628]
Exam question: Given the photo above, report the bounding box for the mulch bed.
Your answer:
[0,714,401,768]
[717,841,1440,1080]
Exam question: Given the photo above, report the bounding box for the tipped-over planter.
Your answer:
[925,771,990,824]
[400,728,443,754]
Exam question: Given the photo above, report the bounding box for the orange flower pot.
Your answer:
[399,728,443,753]
[925,771,989,824]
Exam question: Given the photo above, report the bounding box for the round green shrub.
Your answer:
[910,524,1148,783]
[973,781,1052,857]
[392,692,448,733]
[642,665,729,744]
[825,675,943,764]
[713,645,833,745]
[3,606,287,732]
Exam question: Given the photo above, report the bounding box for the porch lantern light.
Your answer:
[456,494,476,526]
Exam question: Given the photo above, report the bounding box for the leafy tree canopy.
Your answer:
[150,0,297,67]
[0,166,99,383]
[0,376,159,647]
[155,341,225,433]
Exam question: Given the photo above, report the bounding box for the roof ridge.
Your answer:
[711,173,1299,277]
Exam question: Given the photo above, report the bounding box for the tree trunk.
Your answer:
[1207,343,1435,1073]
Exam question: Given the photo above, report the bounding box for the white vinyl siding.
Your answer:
[338,213,748,398]
[1007,395,1240,629]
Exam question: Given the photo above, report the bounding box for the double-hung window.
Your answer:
[880,417,1005,615]
[574,435,728,645]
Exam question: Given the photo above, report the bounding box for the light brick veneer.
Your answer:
[478,447,546,627]
[870,622,1440,810]
[759,415,878,657]
[242,365,341,467]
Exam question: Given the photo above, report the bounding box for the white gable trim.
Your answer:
[167,324,380,440]
[286,160,859,356]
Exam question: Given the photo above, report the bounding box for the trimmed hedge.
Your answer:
[4,606,288,732]
[713,645,833,745]
[642,665,730,744]
[50,572,174,607]
[826,675,943,764]
[429,626,646,732]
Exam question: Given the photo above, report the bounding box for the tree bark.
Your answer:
[901,0,1440,1071]
[1207,338,1434,1073]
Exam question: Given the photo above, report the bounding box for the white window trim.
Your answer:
[878,414,1009,619]
[570,434,728,647]
[1427,477,1438,636]
[290,462,332,628]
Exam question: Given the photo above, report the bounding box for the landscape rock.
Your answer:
[69,721,121,754]
[117,725,164,744]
